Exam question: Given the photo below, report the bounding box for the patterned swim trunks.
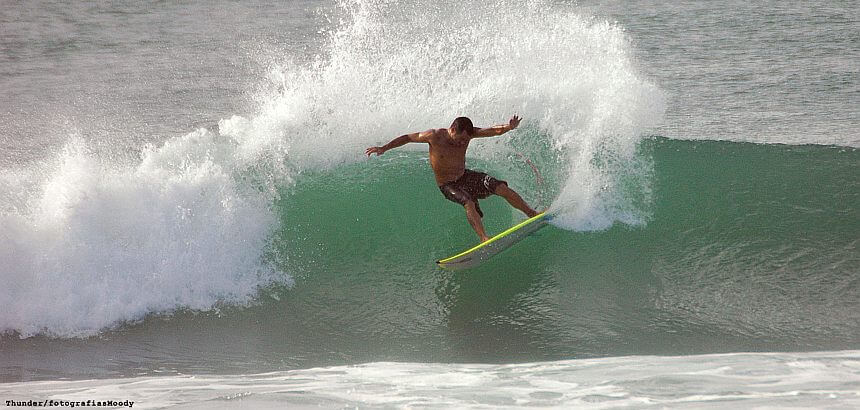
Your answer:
[438,169,507,217]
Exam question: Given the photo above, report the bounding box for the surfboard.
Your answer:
[436,212,551,270]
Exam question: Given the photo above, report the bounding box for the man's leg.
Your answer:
[464,201,490,242]
[494,184,539,217]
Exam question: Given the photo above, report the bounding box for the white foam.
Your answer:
[3,351,857,409]
[0,132,287,338]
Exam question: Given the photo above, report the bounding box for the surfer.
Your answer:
[366,116,539,242]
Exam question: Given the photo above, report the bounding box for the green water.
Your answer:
[261,138,858,365]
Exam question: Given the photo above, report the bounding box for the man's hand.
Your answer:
[472,116,523,138]
[508,115,521,130]
[365,146,386,156]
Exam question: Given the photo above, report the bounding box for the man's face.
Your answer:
[449,127,469,141]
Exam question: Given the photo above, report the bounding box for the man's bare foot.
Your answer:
[480,235,491,242]
[526,208,548,218]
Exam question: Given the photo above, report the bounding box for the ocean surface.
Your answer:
[1,0,858,408]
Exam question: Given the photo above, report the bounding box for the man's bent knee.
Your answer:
[494,183,513,196]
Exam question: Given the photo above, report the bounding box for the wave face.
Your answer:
[0,0,663,338]
[268,139,858,364]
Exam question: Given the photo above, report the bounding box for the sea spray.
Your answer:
[236,0,665,228]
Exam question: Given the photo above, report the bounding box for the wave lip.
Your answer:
[0,131,288,338]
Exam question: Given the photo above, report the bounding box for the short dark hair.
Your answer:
[450,117,475,136]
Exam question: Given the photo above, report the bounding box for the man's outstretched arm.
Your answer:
[366,130,432,156]
[472,115,521,138]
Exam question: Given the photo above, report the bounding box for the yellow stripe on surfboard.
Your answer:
[436,211,548,264]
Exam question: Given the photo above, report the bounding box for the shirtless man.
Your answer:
[365,116,539,242]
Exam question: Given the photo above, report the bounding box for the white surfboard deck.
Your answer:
[436,212,551,270]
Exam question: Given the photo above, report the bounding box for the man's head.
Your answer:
[449,117,475,140]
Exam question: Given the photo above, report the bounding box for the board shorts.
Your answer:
[439,169,507,218]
